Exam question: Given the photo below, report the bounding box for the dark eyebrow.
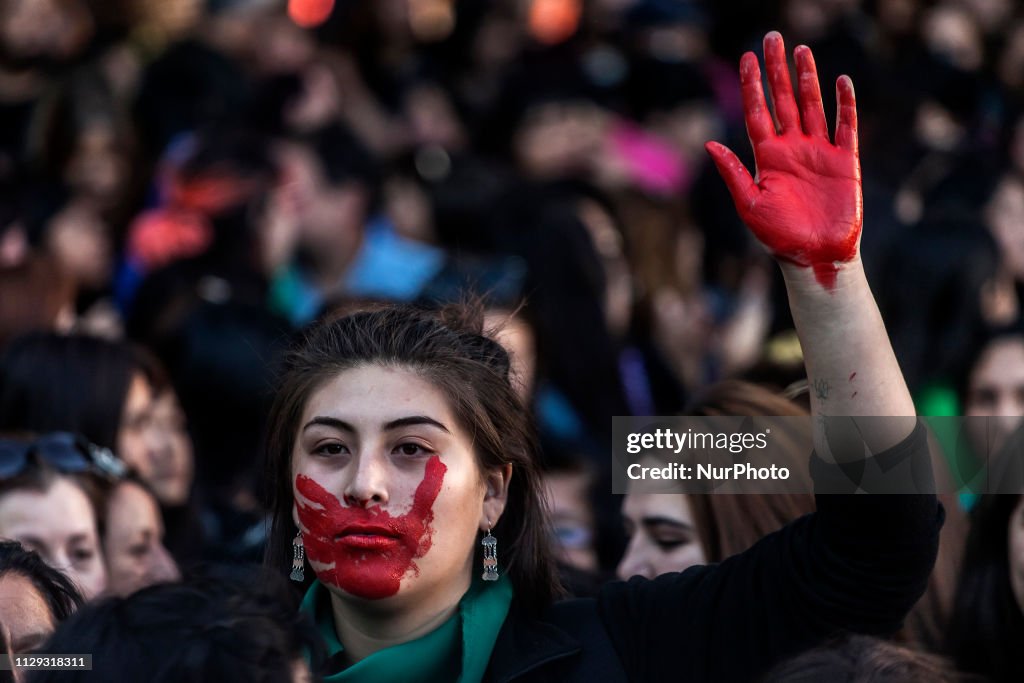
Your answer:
[302,417,355,433]
[383,416,451,434]
[301,416,451,434]
[641,516,694,532]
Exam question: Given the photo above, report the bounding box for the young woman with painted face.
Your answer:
[264,33,942,682]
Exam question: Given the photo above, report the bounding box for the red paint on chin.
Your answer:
[295,456,446,599]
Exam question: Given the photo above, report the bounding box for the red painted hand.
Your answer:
[706,32,862,289]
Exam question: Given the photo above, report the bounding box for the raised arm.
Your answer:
[705,31,915,456]
[596,34,941,682]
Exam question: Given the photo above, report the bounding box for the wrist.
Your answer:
[779,256,866,300]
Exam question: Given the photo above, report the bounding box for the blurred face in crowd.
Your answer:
[923,5,984,72]
[284,146,366,259]
[404,84,466,150]
[0,572,55,653]
[143,391,194,507]
[1009,496,1024,613]
[484,309,536,401]
[579,199,633,339]
[0,477,106,600]
[515,101,606,178]
[965,337,1024,452]
[118,378,194,507]
[0,0,93,65]
[45,198,112,290]
[117,374,159,474]
[986,175,1024,281]
[383,174,434,244]
[542,470,597,572]
[103,480,179,597]
[618,490,706,579]
[291,365,507,607]
[64,121,129,210]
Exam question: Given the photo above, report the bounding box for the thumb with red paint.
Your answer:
[706,32,862,290]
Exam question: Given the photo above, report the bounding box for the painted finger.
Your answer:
[795,45,828,140]
[706,141,759,213]
[835,75,858,154]
[740,52,775,146]
[763,32,801,134]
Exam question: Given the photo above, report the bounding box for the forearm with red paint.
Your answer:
[706,32,915,455]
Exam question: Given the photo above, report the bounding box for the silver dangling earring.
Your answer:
[481,526,499,581]
[290,530,305,582]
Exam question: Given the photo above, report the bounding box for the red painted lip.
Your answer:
[334,533,403,550]
[334,526,403,549]
[337,525,400,539]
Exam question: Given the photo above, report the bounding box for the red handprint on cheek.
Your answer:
[295,455,446,599]
[706,32,862,290]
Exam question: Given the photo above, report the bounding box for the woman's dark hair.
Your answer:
[0,540,83,622]
[945,494,1024,681]
[0,333,153,451]
[30,565,324,683]
[488,182,631,447]
[264,302,562,614]
[683,381,816,562]
[762,634,965,682]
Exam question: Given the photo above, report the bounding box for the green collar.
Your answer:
[300,575,513,683]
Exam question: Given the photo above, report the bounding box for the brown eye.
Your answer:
[313,443,348,456]
[395,443,430,457]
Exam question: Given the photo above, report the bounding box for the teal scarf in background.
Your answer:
[299,575,513,683]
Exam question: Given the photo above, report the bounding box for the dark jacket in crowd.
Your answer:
[483,424,942,682]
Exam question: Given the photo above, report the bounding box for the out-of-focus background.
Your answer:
[1,0,1024,644]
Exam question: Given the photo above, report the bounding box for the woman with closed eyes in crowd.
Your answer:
[262,33,942,682]
[617,380,815,579]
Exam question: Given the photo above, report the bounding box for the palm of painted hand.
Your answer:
[706,32,862,288]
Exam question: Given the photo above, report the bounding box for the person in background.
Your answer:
[617,380,814,578]
[98,473,179,597]
[961,324,1024,454]
[763,634,964,683]
[0,433,111,600]
[0,255,75,352]
[945,494,1024,682]
[29,566,324,683]
[0,540,82,655]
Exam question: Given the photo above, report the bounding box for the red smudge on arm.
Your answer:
[849,372,857,381]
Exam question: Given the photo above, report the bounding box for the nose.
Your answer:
[616,534,654,580]
[147,544,180,584]
[343,453,389,508]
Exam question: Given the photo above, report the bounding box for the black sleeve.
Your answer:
[597,422,943,682]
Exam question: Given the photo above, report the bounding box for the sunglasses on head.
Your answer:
[0,432,128,480]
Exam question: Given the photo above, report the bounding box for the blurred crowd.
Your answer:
[2,0,1024,680]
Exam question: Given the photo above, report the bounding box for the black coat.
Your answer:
[483,426,943,683]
